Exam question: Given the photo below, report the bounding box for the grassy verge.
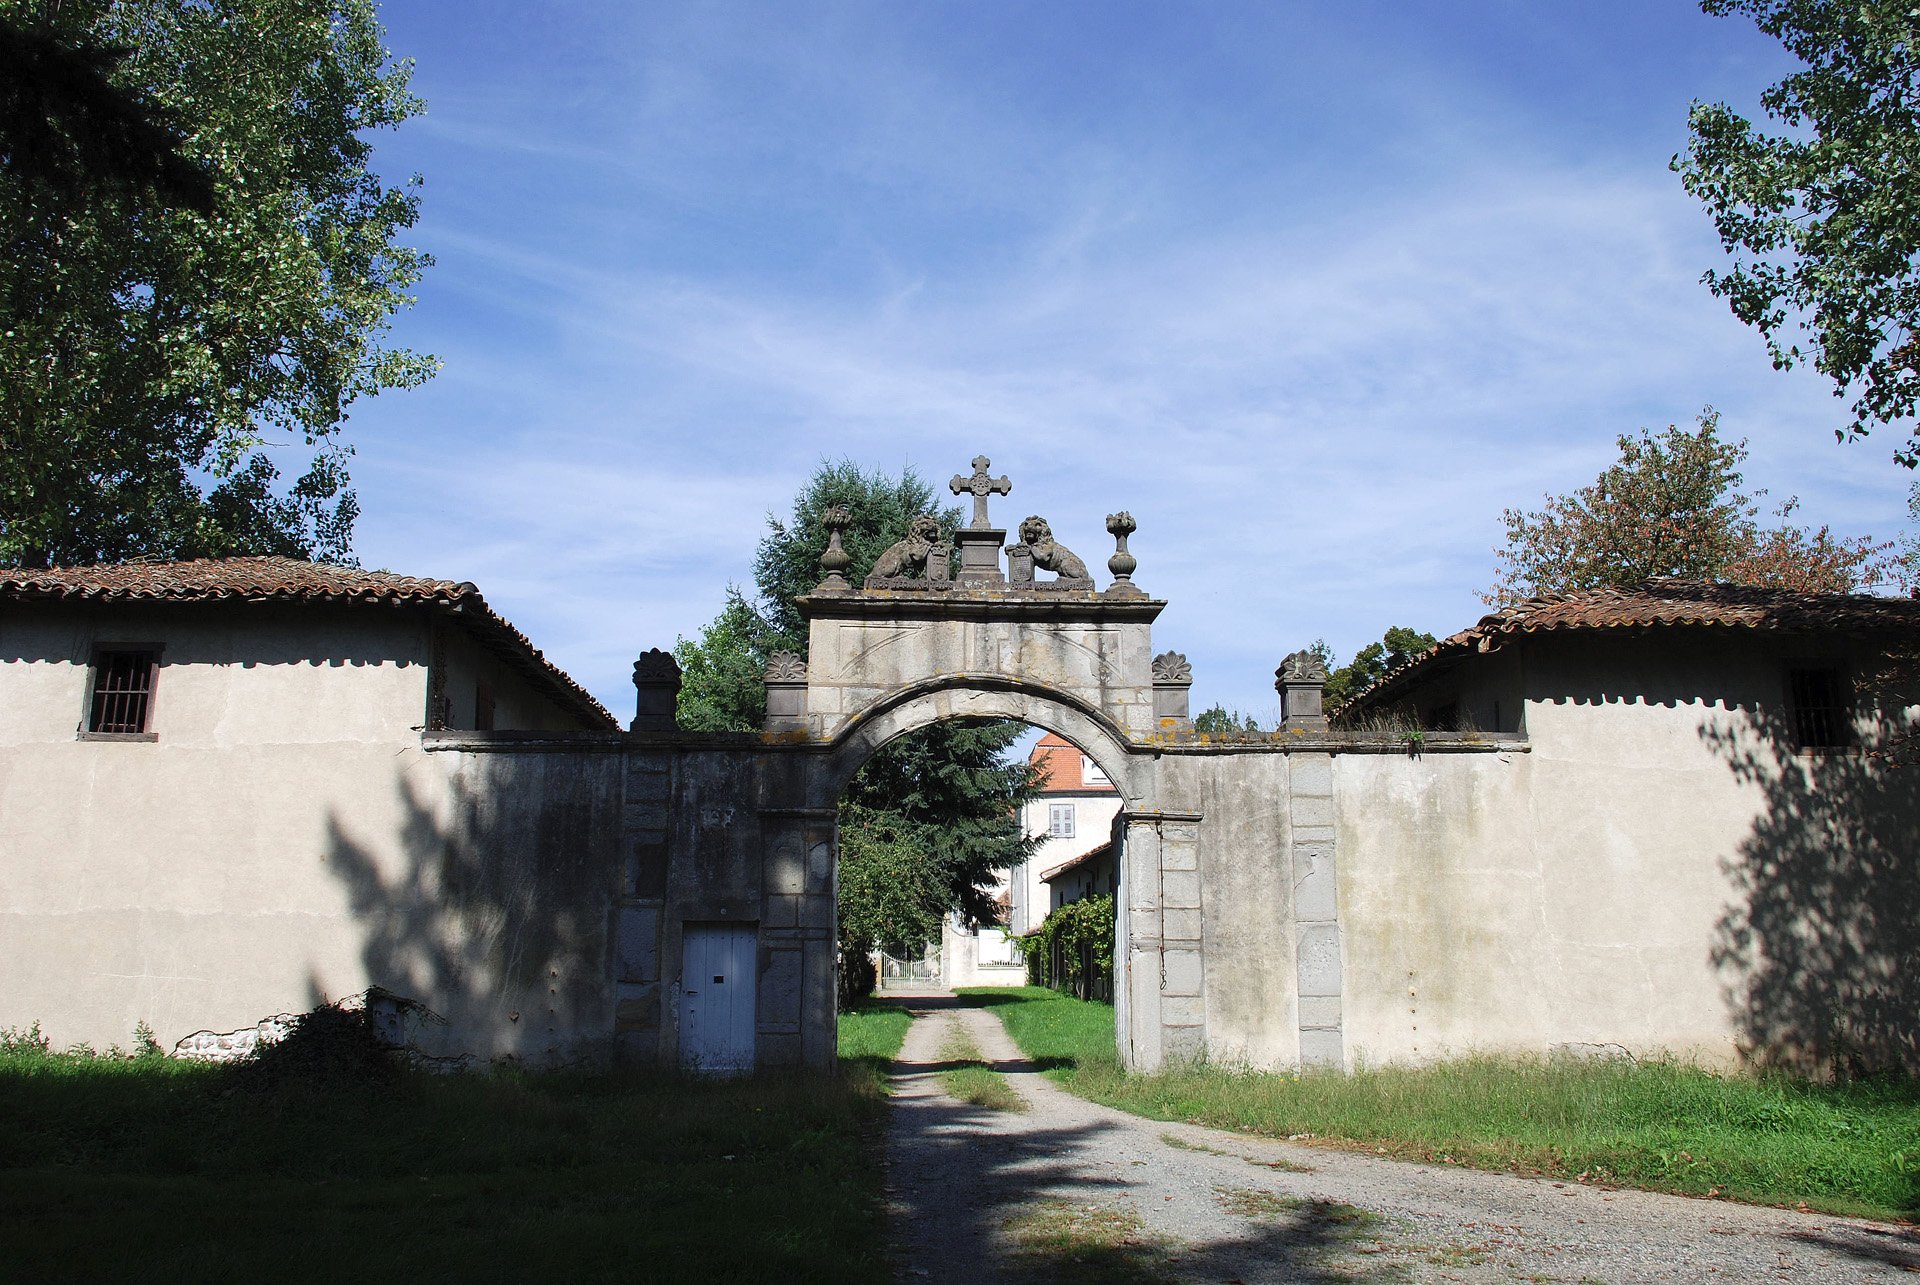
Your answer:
[938,1025,1026,1112]
[1,1033,895,1282]
[958,987,1920,1222]
[838,999,913,1085]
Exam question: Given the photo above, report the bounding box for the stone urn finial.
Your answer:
[632,648,682,733]
[1105,511,1143,598]
[817,505,853,591]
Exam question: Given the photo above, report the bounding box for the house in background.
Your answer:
[1010,732,1123,934]
[939,732,1124,987]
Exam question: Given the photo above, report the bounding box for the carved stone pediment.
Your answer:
[1152,651,1193,684]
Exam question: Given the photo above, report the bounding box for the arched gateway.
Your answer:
[628,459,1345,1076]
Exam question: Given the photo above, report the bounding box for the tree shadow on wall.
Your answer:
[318,756,623,1065]
[1704,676,1920,1078]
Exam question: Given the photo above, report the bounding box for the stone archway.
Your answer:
[740,462,1208,1075]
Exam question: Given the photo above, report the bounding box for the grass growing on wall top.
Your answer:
[0,1027,892,1283]
[958,988,1920,1221]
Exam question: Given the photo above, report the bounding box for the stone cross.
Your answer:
[950,455,1011,530]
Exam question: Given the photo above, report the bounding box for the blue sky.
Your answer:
[341,1,1916,723]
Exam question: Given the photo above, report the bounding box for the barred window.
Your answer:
[1787,667,1850,750]
[88,649,158,735]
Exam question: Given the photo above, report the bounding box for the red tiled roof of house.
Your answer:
[1345,579,1920,714]
[1040,842,1112,883]
[1029,732,1116,792]
[0,556,617,727]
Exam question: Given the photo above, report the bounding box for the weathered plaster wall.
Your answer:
[1157,750,1301,1068]
[0,605,625,1060]
[1329,631,1891,1070]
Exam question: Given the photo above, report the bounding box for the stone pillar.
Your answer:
[762,653,807,734]
[1151,651,1193,732]
[614,749,672,1061]
[1117,809,1206,1072]
[1288,752,1345,1068]
[1276,649,1329,731]
[633,649,682,732]
[758,808,838,1070]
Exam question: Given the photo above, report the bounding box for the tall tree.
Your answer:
[676,460,1039,968]
[0,0,433,569]
[1486,411,1892,605]
[1678,0,1920,466]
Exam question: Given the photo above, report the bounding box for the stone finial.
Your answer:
[1277,649,1329,731]
[1105,511,1143,598]
[949,455,1011,530]
[1278,650,1329,684]
[632,648,682,733]
[764,652,807,683]
[763,651,807,732]
[816,505,853,591]
[1152,650,1193,728]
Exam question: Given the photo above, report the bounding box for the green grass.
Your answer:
[838,999,913,1082]
[1,1037,893,1282]
[938,1025,1027,1112]
[1004,1198,1174,1283]
[959,987,1920,1222]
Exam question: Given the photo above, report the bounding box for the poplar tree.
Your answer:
[0,0,433,568]
[1679,0,1920,466]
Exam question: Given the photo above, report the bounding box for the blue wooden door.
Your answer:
[680,924,757,1073]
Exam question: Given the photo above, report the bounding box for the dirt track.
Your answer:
[882,995,1919,1283]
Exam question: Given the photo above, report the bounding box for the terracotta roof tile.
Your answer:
[0,556,616,728]
[1040,842,1113,883]
[1346,579,1920,713]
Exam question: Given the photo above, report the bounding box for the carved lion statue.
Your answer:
[867,515,944,580]
[1016,516,1088,579]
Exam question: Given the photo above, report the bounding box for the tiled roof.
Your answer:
[1028,731,1116,793]
[1345,579,1920,713]
[0,556,617,727]
[1040,842,1112,883]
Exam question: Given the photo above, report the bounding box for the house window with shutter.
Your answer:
[83,647,160,739]
[1049,803,1075,839]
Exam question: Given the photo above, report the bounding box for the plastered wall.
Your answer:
[0,606,624,1059]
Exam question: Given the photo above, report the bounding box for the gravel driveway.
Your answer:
[881,995,1919,1283]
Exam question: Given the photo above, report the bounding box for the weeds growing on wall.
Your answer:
[1016,894,1115,1000]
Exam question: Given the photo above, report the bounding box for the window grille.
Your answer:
[89,649,157,734]
[1049,803,1075,839]
[1788,667,1849,750]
